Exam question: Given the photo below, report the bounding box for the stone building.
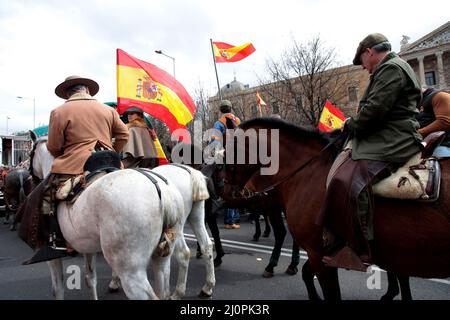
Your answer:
[399,21,450,91]
[208,21,450,122]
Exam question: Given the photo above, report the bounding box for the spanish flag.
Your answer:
[318,100,346,132]
[116,49,196,133]
[212,41,255,63]
[146,120,169,165]
[256,90,267,106]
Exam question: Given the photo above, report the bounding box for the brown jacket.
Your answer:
[122,118,158,160]
[47,93,129,174]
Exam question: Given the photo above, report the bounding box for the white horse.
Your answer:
[29,134,184,300]
[108,164,216,299]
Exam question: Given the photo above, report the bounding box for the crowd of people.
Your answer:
[3,32,450,271]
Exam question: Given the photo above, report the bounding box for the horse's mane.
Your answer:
[240,117,341,146]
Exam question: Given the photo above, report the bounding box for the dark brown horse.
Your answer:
[2,168,33,231]
[222,117,450,300]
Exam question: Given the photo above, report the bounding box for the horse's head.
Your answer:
[28,131,53,181]
[220,117,341,198]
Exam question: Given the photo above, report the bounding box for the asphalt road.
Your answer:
[0,212,449,301]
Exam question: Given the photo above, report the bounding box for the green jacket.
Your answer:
[346,52,423,164]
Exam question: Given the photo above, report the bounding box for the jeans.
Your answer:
[224,208,240,225]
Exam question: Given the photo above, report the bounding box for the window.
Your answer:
[348,86,358,102]
[425,71,436,86]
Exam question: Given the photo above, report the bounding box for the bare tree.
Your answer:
[258,36,350,126]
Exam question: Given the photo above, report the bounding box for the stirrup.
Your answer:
[22,245,68,265]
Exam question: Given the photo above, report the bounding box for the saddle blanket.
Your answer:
[373,152,439,201]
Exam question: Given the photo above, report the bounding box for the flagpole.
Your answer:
[210,38,222,100]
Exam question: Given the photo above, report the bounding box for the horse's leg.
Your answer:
[151,253,172,300]
[188,201,215,298]
[286,241,300,275]
[302,259,321,300]
[108,271,121,293]
[170,234,190,300]
[263,208,286,278]
[263,213,271,237]
[398,276,412,300]
[3,208,9,225]
[204,201,225,267]
[252,211,262,241]
[310,257,341,300]
[380,271,400,300]
[84,253,98,300]
[47,259,64,300]
[101,230,158,300]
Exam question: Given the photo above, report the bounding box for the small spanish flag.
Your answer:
[256,90,267,106]
[318,100,346,132]
[212,41,255,63]
[116,49,196,133]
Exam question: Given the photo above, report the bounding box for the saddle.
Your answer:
[373,132,445,202]
[56,150,122,203]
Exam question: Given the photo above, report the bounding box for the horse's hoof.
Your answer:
[262,270,274,278]
[198,290,212,299]
[252,236,259,242]
[9,226,16,231]
[263,232,270,238]
[196,251,203,259]
[214,258,222,267]
[108,287,120,293]
[3,220,9,225]
[285,266,298,275]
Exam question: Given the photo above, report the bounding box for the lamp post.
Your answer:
[17,96,36,129]
[155,50,176,79]
[6,115,10,135]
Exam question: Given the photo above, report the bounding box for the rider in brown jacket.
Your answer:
[30,75,128,263]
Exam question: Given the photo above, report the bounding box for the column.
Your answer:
[435,51,446,89]
[417,56,426,88]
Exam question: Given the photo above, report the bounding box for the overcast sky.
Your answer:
[0,0,448,134]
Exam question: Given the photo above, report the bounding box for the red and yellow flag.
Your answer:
[212,41,255,63]
[116,49,196,133]
[318,100,346,132]
[256,90,267,106]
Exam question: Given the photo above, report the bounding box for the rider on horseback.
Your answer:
[318,34,424,271]
[28,75,129,263]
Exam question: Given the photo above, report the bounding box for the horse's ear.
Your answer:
[29,130,37,143]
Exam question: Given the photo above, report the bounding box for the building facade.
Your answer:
[399,21,450,91]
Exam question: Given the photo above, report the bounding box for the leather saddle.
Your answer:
[56,150,122,202]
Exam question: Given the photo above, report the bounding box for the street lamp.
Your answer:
[6,115,10,135]
[155,50,176,79]
[17,96,35,129]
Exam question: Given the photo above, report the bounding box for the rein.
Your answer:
[229,133,344,199]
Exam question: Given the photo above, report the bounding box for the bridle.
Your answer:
[224,132,345,200]
[29,137,48,184]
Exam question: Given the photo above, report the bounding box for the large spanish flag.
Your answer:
[318,100,346,132]
[116,49,196,133]
[212,41,255,63]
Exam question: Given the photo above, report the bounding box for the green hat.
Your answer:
[220,99,232,108]
[124,106,144,114]
[353,33,389,65]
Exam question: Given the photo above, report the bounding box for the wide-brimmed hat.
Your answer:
[353,33,389,65]
[55,75,99,99]
[123,106,144,114]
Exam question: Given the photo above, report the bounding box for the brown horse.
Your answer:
[222,117,450,300]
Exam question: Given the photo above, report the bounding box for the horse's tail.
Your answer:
[156,183,182,257]
[190,168,210,201]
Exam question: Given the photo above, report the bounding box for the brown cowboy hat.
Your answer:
[55,75,99,99]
